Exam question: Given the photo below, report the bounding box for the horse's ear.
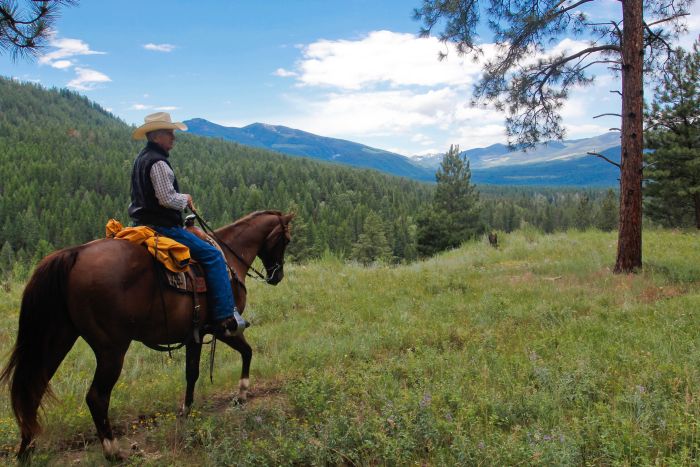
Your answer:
[283,212,296,224]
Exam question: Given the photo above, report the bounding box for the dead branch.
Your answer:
[588,151,621,169]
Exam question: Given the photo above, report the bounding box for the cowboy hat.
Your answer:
[132,112,188,140]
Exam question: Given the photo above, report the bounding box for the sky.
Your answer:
[1,0,698,156]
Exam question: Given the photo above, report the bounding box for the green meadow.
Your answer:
[1,228,700,465]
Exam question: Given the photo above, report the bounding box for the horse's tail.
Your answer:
[0,247,81,447]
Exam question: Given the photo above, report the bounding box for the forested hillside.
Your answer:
[0,78,623,273]
[0,77,432,266]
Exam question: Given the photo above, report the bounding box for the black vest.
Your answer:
[128,142,184,227]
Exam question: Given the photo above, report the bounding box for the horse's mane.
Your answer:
[232,210,283,227]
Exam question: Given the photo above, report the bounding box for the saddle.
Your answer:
[163,261,208,293]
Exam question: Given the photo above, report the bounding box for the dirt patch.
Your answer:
[6,379,289,465]
[205,379,286,412]
[639,285,686,304]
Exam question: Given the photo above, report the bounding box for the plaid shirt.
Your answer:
[150,161,188,211]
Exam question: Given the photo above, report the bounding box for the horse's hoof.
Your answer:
[178,404,191,418]
[17,438,35,465]
[104,450,128,462]
[17,449,33,465]
[102,438,127,461]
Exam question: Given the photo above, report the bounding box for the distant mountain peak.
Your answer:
[184,118,436,182]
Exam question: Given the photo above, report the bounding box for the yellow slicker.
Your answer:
[105,219,190,273]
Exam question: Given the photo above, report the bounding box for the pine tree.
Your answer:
[416,209,452,257]
[574,195,592,230]
[644,40,700,228]
[32,239,54,265]
[597,189,619,232]
[285,202,314,263]
[0,240,15,277]
[351,211,392,265]
[417,145,482,256]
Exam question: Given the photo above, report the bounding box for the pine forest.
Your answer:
[1,77,622,275]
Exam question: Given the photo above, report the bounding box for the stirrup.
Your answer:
[217,309,249,337]
[229,309,249,336]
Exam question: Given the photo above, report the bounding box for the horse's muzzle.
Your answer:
[266,268,284,285]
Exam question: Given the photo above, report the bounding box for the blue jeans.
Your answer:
[152,225,235,321]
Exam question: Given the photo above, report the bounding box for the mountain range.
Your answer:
[184,118,622,186]
[183,118,434,182]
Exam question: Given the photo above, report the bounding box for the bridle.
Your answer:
[257,214,290,281]
[190,209,288,283]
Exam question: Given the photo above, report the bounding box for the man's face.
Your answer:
[153,130,175,152]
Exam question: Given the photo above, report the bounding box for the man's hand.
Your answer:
[186,194,196,212]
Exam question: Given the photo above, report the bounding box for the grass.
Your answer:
[1,228,699,465]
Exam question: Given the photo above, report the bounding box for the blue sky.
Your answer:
[1,0,698,155]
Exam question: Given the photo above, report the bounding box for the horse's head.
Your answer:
[256,212,294,285]
[217,210,295,285]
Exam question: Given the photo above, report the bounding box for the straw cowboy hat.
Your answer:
[132,112,188,140]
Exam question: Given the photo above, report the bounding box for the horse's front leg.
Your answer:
[180,341,203,417]
[219,334,252,403]
[85,347,129,461]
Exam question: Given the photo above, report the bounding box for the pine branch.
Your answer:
[532,45,621,97]
[588,151,621,169]
[646,12,690,27]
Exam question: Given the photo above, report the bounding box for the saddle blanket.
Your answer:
[105,219,190,273]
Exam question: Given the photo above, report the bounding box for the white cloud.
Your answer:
[282,87,459,137]
[564,123,614,139]
[51,60,73,69]
[547,38,591,57]
[67,67,111,91]
[143,43,176,52]
[411,133,435,146]
[293,30,484,90]
[11,76,41,84]
[129,104,179,111]
[274,68,297,77]
[39,37,105,68]
[451,124,507,150]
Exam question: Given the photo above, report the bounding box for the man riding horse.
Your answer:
[1,114,292,459]
[129,112,246,337]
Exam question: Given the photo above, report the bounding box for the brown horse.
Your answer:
[0,210,293,460]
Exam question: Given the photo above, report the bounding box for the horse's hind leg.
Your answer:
[85,347,128,460]
[180,342,203,417]
[17,323,78,460]
[219,334,252,403]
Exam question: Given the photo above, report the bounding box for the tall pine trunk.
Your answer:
[615,0,644,273]
[694,193,700,229]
